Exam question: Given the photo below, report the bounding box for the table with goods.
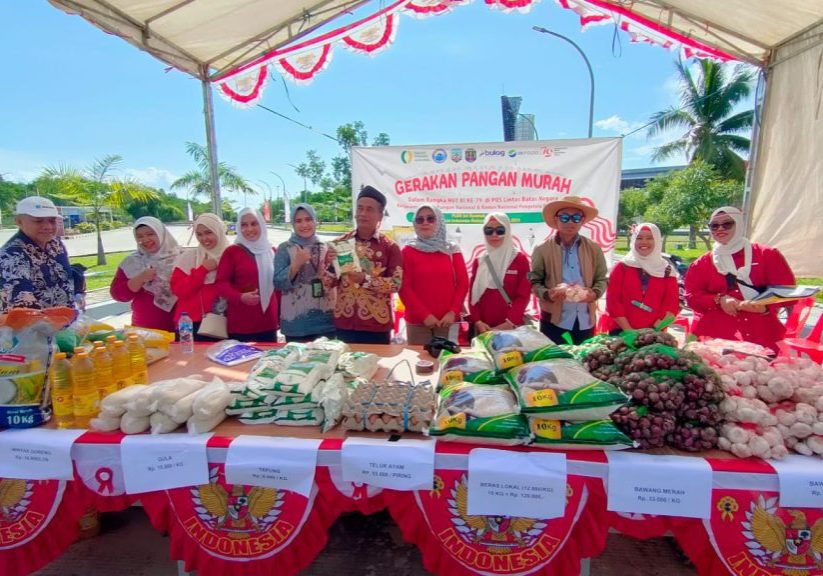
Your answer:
[2,308,823,576]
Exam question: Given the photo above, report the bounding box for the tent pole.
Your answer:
[201,70,223,218]
[741,66,769,235]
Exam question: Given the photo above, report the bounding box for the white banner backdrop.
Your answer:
[351,139,622,267]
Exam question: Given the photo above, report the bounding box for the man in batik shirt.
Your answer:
[329,186,402,344]
[0,196,76,312]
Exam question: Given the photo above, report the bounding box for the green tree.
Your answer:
[171,142,255,207]
[39,155,154,265]
[647,59,754,181]
[0,178,35,226]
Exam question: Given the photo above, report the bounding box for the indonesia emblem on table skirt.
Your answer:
[673,489,823,576]
[0,477,88,576]
[140,463,338,576]
[385,469,601,576]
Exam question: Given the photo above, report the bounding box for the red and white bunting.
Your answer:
[485,0,539,13]
[216,65,270,108]
[274,43,334,85]
[341,13,399,56]
[404,0,471,19]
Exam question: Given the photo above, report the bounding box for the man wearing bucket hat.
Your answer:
[0,196,77,312]
[528,196,608,344]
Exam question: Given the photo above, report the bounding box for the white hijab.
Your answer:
[235,208,275,313]
[173,213,228,284]
[471,212,518,305]
[623,223,675,279]
[120,216,181,312]
[710,206,756,299]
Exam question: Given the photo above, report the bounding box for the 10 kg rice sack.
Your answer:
[429,382,530,445]
[505,359,628,420]
[474,326,572,372]
[527,416,635,450]
[437,349,500,389]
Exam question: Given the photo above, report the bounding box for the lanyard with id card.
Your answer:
[632,268,653,313]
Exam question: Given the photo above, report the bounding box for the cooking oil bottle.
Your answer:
[49,352,74,429]
[72,351,98,428]
[93,344,117,400]
[110,340,132,390]
[126,334,148,386]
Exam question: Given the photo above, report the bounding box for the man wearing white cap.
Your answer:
[0,196,76,312]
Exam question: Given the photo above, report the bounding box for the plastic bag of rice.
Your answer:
[527,416,635,450]
[473,326,572,372]
[437,349,500,389]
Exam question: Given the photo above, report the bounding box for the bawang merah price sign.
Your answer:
[351,139,622,260]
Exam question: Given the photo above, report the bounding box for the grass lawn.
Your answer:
[317,223,351,233]
[70,251,130,291]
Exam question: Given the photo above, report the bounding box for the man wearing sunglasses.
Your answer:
[528,196,608,345]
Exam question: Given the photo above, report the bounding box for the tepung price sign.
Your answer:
[121,434,211,494]
[224,436,321,497]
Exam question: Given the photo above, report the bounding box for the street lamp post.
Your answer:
[532,26,595,139]
[286,163,308,203]
[269,171,289,223]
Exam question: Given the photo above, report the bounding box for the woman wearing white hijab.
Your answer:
[216,208,279,342]
[606,223,679,333]
[468,212,531,335]
[400,204,469,344]
[111,216,181,331]
[171,213,228,341]
[685,206,796,351]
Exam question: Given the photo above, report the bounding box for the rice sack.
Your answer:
[429,382,530,445]
[527,416,635,450]
[437,349,500,389]
[506,359,628,420]
[473,326,571,372]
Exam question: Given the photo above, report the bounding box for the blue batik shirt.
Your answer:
[0,231,75,312]
[557,236,592,331]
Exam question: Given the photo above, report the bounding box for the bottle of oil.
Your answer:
[126,333,148,386]
[49,352,74,429]
[93,344,117,400]
[72,351,98,428]
[110,340,132,390]
[105,334,118,352]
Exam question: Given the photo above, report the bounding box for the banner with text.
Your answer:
[351,139,622,262]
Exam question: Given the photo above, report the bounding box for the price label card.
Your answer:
[225,436,321,497]
[771,454,823,508]
[121,434,211,494]
[0,428,85,480]
[467,449,567,519]
[341,437,435,491]
[607,452,712,519]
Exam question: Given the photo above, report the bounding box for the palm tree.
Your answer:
[171,142,255,207]
[647,59,755,181]
[40,155,154,265]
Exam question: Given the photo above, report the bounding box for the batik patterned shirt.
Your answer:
[0,231,75,312]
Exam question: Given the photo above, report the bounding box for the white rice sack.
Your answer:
[163,389,199,424]
[90,414,122,432]
[314,374,348,433]
[150,377,208,412]
[150,411,180,434]
[338,352,379,380]
[187,411,226,434]
[120,411,151,434]
[100,385,149,417]
[123,386,157,417]
[192,378,232,418]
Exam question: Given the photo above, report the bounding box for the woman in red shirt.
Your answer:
[606,223,679,333]
[216,208,279,342]
[400,204,468,345]
[110,216,181,332]
[685,206,796,352]
[469,212,531,335]
[170,213,228,341]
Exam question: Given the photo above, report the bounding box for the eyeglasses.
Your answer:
[709,220,735,231]
[556,213,583,224]
[483,226,506,236]
[414,215,436,224]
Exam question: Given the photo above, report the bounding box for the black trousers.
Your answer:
[229,330,278,343]
[335,328,391,345]
[539,315,594,346]
[285,331,337,343]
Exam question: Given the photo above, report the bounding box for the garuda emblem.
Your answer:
[0,479,32,523]
[447,474,547,551]
[191,467,282,538]
[744,495,823,575]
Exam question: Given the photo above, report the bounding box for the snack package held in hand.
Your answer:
[331,238,361,277]
[429,382,530,445]
[437,349,500,389]
[528,416,635,450]
[473,325,572,372]
[505,359,628,420]
[561,283,590,303]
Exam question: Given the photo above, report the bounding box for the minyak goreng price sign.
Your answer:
[351,139,622,262]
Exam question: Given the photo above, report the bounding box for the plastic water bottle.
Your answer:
[126,334,148,386]
[178,312,194,354]
[110,340,132,390]
[50,352,74,429]
[72,352,98,428]
[93,344,117,400]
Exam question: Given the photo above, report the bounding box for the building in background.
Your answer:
[501,96,537,142]
[514,113,537,141]
[620,166,686,190]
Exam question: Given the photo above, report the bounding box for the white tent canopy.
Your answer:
[48,0,823,275]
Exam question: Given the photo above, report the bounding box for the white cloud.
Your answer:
[0,149,48,183]
[124,167,179,191]
[594,115,645,137]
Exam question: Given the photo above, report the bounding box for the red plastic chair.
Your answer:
[778,307,823,363]
[783,297,816,338]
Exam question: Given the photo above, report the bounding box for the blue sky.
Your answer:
[0,1,749,206]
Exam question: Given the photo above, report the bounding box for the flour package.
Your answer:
[331,238,361,277]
